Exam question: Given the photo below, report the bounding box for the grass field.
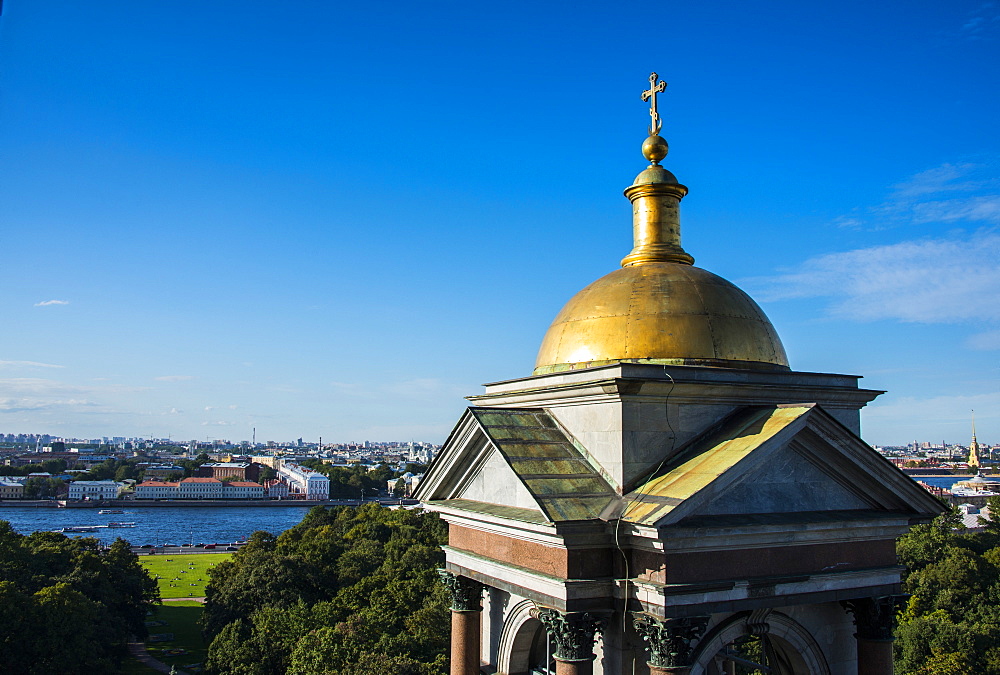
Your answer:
[144,600,209,673]
[139,552,233,599]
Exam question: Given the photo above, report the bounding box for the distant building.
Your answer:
[387,472,423,497]
[178,477,224,499]
[250,455,281,469]
[134,480,178,499]
[276,462,329,500]
[0,480,24,499]
[198,462,248,480]
[198,461,262,482]
[264,479,290,498]
[143,465,184,480]
[68,480,123,501]
[134,478,266,500]
[222,481,265,499]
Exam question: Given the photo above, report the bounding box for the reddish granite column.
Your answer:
[451,608,482,675]
[439,570,484,675]
[843,596,906,675]
[856,639,894,675]
[532,608,606,675]
[633,614,710,675]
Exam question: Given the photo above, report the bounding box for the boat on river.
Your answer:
[98,509,125,515]
[59,526,99,533]
[107,522,135,528]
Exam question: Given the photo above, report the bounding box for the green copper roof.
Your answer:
[427,498,550,524]
[469,407,617,523]
[620,406,812,526]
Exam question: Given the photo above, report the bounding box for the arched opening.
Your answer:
[498,601,556,675]
[691,612,830,675]
[526,621,557,675]
[700,633,809,674]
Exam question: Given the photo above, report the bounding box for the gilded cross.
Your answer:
[641,72,668,136]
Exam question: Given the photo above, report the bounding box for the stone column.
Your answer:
[439,570,484,675]
[532,608,606,675]
[633,614,710,675]
[842,596,907,675]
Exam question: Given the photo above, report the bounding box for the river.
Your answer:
[0,504,315,546]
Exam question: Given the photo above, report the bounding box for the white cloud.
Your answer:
[0,361,64,369]
[34,300,69,307]
[0,378,146,415]
[909,195,1000,225]
[154,375,195,382]
[846,162,1000,230]
[750,231,1000,324]
[889,163,985,199]
[202,420,235,426]
[967,329,1000,351]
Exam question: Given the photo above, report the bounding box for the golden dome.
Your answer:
[533,74,789,375]
[533,263,789,374]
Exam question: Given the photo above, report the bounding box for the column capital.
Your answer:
[437,569,484,612]
[842,595,908,641]
[532,607,607,662]
[632,613,709,669]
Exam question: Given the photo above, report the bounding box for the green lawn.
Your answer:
[138,552,233,599]
[144,600,209,673]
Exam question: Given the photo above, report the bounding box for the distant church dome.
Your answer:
[534,92,789,375]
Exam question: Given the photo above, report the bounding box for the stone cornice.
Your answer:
[628,566,904,615]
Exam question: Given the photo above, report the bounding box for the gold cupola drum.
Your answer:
[534,73,790,375]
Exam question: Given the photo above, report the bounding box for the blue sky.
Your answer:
[1,1,998,445]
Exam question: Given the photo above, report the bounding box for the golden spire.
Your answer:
[969,410,981,469]
[621,72,694,267]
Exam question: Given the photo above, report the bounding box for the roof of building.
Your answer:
[180,477,222,484]
[467,407,617,522]
[619,406,811,525]
[225,481,262,487]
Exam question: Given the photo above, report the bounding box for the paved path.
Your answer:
[162,596,205,603]
[128,639,187,674]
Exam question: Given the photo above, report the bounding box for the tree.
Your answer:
[393,477,407,498]
[0,524,158,674]
[202,504,448,675]
[895,506,1000,672]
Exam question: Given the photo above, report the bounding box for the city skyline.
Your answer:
[2,1,998,445]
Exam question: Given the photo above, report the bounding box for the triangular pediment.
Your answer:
[414,407,617,523]
[697,443,872,516]
[619,404,945,527]
[456,445,541,512]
